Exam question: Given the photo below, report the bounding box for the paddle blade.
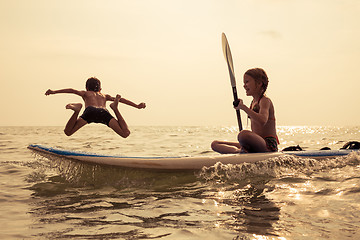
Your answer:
[221,33,242,131]
[221,33,236,87]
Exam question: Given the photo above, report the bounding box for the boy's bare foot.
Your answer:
[66,103,82,112]
[110,95,121,110]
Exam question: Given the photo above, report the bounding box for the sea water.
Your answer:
[0,125,360,239]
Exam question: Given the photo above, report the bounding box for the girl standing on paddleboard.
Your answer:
[211,68,279,153]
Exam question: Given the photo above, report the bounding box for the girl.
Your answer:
[211,68,278,153]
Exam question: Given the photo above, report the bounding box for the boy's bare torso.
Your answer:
[81,91,109,108]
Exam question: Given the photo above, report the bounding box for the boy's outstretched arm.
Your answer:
[45,88,85,97]
[106,94,146,109]
[120,98,146,109]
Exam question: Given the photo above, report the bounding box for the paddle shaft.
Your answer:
[232,86,242,131]
[226,58,242,131]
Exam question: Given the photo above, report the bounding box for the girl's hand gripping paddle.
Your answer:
[221,33,243,131]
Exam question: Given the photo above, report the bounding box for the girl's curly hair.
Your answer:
[245,68,269,97]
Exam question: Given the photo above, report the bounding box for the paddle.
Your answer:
[221,33,243,131]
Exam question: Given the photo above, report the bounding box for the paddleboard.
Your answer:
[28,144,359,170]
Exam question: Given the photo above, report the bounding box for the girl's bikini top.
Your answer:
[249,96,262,117]
[251,101,261,114]
[249,96,275,121]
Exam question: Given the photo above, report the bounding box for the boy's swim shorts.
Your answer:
[80,106,114,126]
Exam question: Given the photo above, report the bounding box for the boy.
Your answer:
[45,77,146,137]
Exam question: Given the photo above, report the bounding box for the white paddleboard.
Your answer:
[28,144,359,170]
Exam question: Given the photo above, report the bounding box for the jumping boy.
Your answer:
[45,77,146,137]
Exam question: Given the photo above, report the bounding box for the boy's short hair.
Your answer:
[86,77,101,92]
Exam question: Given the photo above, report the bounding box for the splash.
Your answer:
[29,151,199,190]
[199,152,360,183]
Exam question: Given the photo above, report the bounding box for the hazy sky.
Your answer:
[1,0,359,127]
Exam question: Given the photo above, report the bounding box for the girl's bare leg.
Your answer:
[109,95,130,138]
[211,140,242,154]
[64,103,87,136]
[237,130,269,153]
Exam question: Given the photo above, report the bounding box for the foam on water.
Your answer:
[200,152,360,183]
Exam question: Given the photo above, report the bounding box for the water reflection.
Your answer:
[27,152,282,239]
[212,182,280,238]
